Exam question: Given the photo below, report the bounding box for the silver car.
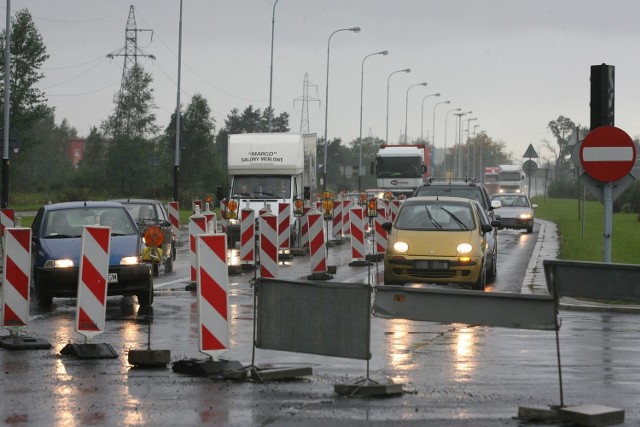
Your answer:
[491,193,537,233]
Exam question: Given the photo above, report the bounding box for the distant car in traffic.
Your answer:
[111,199,176,275]
[30,201,153,308]
[382,196,501,290]
[490,193,537,233]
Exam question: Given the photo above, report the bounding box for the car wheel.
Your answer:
[487,251,497,283]
[472,263,486,291]
[526,225,533,234]
[137,277,154,306]
[35,276,53,309]
[152,262,160,277]
[172,240,177,261]
[164,256,173,273]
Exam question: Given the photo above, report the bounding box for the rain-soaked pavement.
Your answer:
[1,220,639,426]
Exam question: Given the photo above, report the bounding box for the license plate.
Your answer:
[108,273,118,283]
[415,260,448,270]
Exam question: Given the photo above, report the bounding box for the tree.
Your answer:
[0,9,53,136]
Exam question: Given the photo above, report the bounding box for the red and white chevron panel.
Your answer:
[219,200,228,234]
[168,201,180,242]
[0,208,15,239]
[331,199,343,238]
[374,207,389,254]
[390,200,401,222]
[240,207,255,263]
[259,213,278,278]
[379,199,390,221]
[300,206,311,248]
[203,208,217,234]
[349,207,366,261]
[277,202,291,250]
[1,228,31,330]
[75,226,111,340]
[308,211,327,274]
[192,199,203,214]
[189,212,207,283]
[342,200,353,236]
[197,234,229,358]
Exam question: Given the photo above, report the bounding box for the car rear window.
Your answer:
[415,186,485,207]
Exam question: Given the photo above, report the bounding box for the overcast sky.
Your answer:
[6,0,640,163]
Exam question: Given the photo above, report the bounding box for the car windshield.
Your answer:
[232,175,291,199]
[395,200,475,231]
[415,186,484,207]
[492,195,529,208]
[44,207,136,237]
[122,203,158,221]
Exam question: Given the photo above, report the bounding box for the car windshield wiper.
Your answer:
[441,207,469,230]
[254,191,279,198]
[45,234,78,239]
[424,206,442,230]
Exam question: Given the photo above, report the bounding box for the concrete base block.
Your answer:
[228,265,243,275]
[331,239,346,245]
[0,335,52,350]
[278,253,293,261]
[128,349,171,367]
[251,366,313,381]
[365,253,384,262]
[334,381,404,397]
[558,404,625,426]
[172,358,245,377]
[307,272,333,281]
[327,265,337,274]
[241,263,256,271]
[184,282,196,291]
[60,343,118,359]
[349,259,372,267]
[290,248,308,256]
[326,241,336,247]
[517,406,559,422]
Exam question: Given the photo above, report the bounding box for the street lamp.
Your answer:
[443,108,461,177]
[322,26,361,193]
[453,111,471,177]
[172,0,184,203]
[431,100,450,176]
[472,124,480,178]
[359,50,388,192]
[385,68,411,144]
[267,0,280,132]
[404,82,428,144]
[420,93,440,142]
[465,117,477,176]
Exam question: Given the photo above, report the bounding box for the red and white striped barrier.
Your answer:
[192,199,203,214]
[308,210,327,274]
[75,226,111,341]
[240,206,255,264]
[219,200,228,235]
[259,204,269,218]
[379,199,390,221]
[374,207,389,255]
[168,201,180,242]
[1,228,31,331]
[349,208,366,262]
[189,210,207,283]
[197,234,229,358]
[0,208,15,239]
[390,200,401,222]
[259,212,278,279]
[342,200,353,236]
[203,204,217,233]
[277,202,291,250]
[300,206,311,248]
[332,199,343,239]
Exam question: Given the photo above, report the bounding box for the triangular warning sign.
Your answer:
[523,144,538,158]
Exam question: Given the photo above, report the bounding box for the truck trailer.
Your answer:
[497,164,524,193]
[226,132,317,246]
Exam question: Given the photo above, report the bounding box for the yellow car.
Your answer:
[382,196,501,290]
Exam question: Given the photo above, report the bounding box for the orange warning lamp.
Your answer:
[143,225,165,247]
[359,192,367,206]
[367,197,378,218]
[322,198,333,220]
[227,199,238,220]
[384,191,392,201]
[294,198,304,217]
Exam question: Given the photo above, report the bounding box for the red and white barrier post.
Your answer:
[374,206,389,255]
[390,200,401,223]
[307,209,332,280]
[168,201,180,243]
[277,202,292,260]
[189,207,207,284]
[259,210,278,279]
[300,205,311,249]
[0,208,15,238]
[331,198,343,242]
[75,226,111,342]
[203,203,217,233]
[240,205,255,268]
[348,207,370,267]
[197,234,229,359]
[342,200,353,236]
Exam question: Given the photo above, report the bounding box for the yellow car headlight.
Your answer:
[518,213,532,219]
[120,256,139,265]
[457,243,472,254]
[44,259,74,268]
[393,241,409,253]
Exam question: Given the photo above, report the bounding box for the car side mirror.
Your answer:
[490,220,501,228]
[481,223,493,233]
[491,200,501,209]
[532,204,538,209]
[381,221,393,232]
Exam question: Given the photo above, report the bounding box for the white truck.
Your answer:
[372,144,430,198]
[497,164,524,193]
[226,132,317,246]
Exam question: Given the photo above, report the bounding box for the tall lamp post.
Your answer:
[453,111,471,177]
[473,124,480,178]
[404,82,428,144]
[267,0,280,132]
[322,26,361,193]
[172,0,184,203]
[431,100,450,176]
[420,93,440,142]
[465,117,477,176]
[385,68,411,144]
[359,50,388,192]
[443,107,461,178]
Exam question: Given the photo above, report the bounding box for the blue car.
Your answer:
[30,201,153,308]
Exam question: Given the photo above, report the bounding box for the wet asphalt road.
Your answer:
[1,223,640,426]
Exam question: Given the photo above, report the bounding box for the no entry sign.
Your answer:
[580,126,636,182]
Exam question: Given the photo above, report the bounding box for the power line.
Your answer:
[293,73,319,134]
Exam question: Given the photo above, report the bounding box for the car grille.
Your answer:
[401,269,472,279]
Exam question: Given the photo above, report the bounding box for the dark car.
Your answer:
[31,201,153,308]
[413,178,501,281]
[111,199,176,275]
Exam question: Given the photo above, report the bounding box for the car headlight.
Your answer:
[228,218,239,225]
[393,241,409,253]
[44,259,74,268]
[120,256,139,265]
[457,243,473,254]
[518,213,532,219]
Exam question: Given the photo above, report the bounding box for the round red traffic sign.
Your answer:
[580,126,636,182]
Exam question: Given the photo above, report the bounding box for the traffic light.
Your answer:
[590,64,615,130]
